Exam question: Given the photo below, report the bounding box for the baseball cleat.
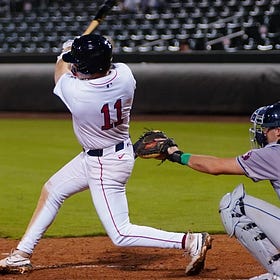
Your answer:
[250,273,280,280]
[185,232,212,276]
[0,250,32,274]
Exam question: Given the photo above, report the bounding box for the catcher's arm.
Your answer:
[167,146,244,175]
[134,131,246,174]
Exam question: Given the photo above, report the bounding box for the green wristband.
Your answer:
[181,153,191,165]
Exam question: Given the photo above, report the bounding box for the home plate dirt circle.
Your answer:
[0,234,266,279]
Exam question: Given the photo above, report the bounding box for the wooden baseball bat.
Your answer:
[83,0,118,35]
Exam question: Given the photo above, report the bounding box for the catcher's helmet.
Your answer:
[62,34,112,74]
[249,102,280,148]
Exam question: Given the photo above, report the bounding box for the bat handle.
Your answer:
[83,20,100,35]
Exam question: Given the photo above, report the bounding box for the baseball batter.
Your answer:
[167,102,280,280]
[0,34,211,275]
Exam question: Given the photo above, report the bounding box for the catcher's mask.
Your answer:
[62,34,113,75]
[249,102,280,148]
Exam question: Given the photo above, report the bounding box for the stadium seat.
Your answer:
[1,0,280,55]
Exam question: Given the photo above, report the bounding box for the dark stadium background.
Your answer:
[0,0,280,115]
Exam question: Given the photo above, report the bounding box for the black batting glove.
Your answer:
[167,150,183,164]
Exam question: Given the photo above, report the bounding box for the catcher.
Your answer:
[135,102,280,280]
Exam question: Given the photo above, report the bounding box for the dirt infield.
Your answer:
[0,235,265,280]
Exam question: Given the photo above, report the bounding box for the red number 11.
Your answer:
[101,99,123,130]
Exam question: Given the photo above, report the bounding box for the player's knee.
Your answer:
[109,233,127,247]
[107,225,132,247]
[43,181,66,206]
[219,183,246,236]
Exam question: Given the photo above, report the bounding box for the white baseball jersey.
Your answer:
[237,142,280,198]
[54,63,136,150]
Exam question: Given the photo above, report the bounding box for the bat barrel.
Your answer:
[83,0,117,35]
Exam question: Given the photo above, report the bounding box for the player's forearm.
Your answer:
[168,149,243,175]
[189,155,245,175]
[54,40,73,84]
[171,153,223,174]
[54,60,71,84]
[187,154,225,175]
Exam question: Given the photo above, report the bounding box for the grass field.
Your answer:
[0,118,278,239]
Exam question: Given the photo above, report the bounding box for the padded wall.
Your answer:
[0,63,280,115]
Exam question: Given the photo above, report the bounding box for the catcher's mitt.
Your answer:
[133,130,177,161]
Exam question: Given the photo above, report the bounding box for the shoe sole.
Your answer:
[185,232,213,276]
[0,264,32,275]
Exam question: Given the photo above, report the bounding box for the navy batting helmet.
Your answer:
[62,34,113,74]
[249,102,280,148]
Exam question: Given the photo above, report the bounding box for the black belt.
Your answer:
[86,141,124,157]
